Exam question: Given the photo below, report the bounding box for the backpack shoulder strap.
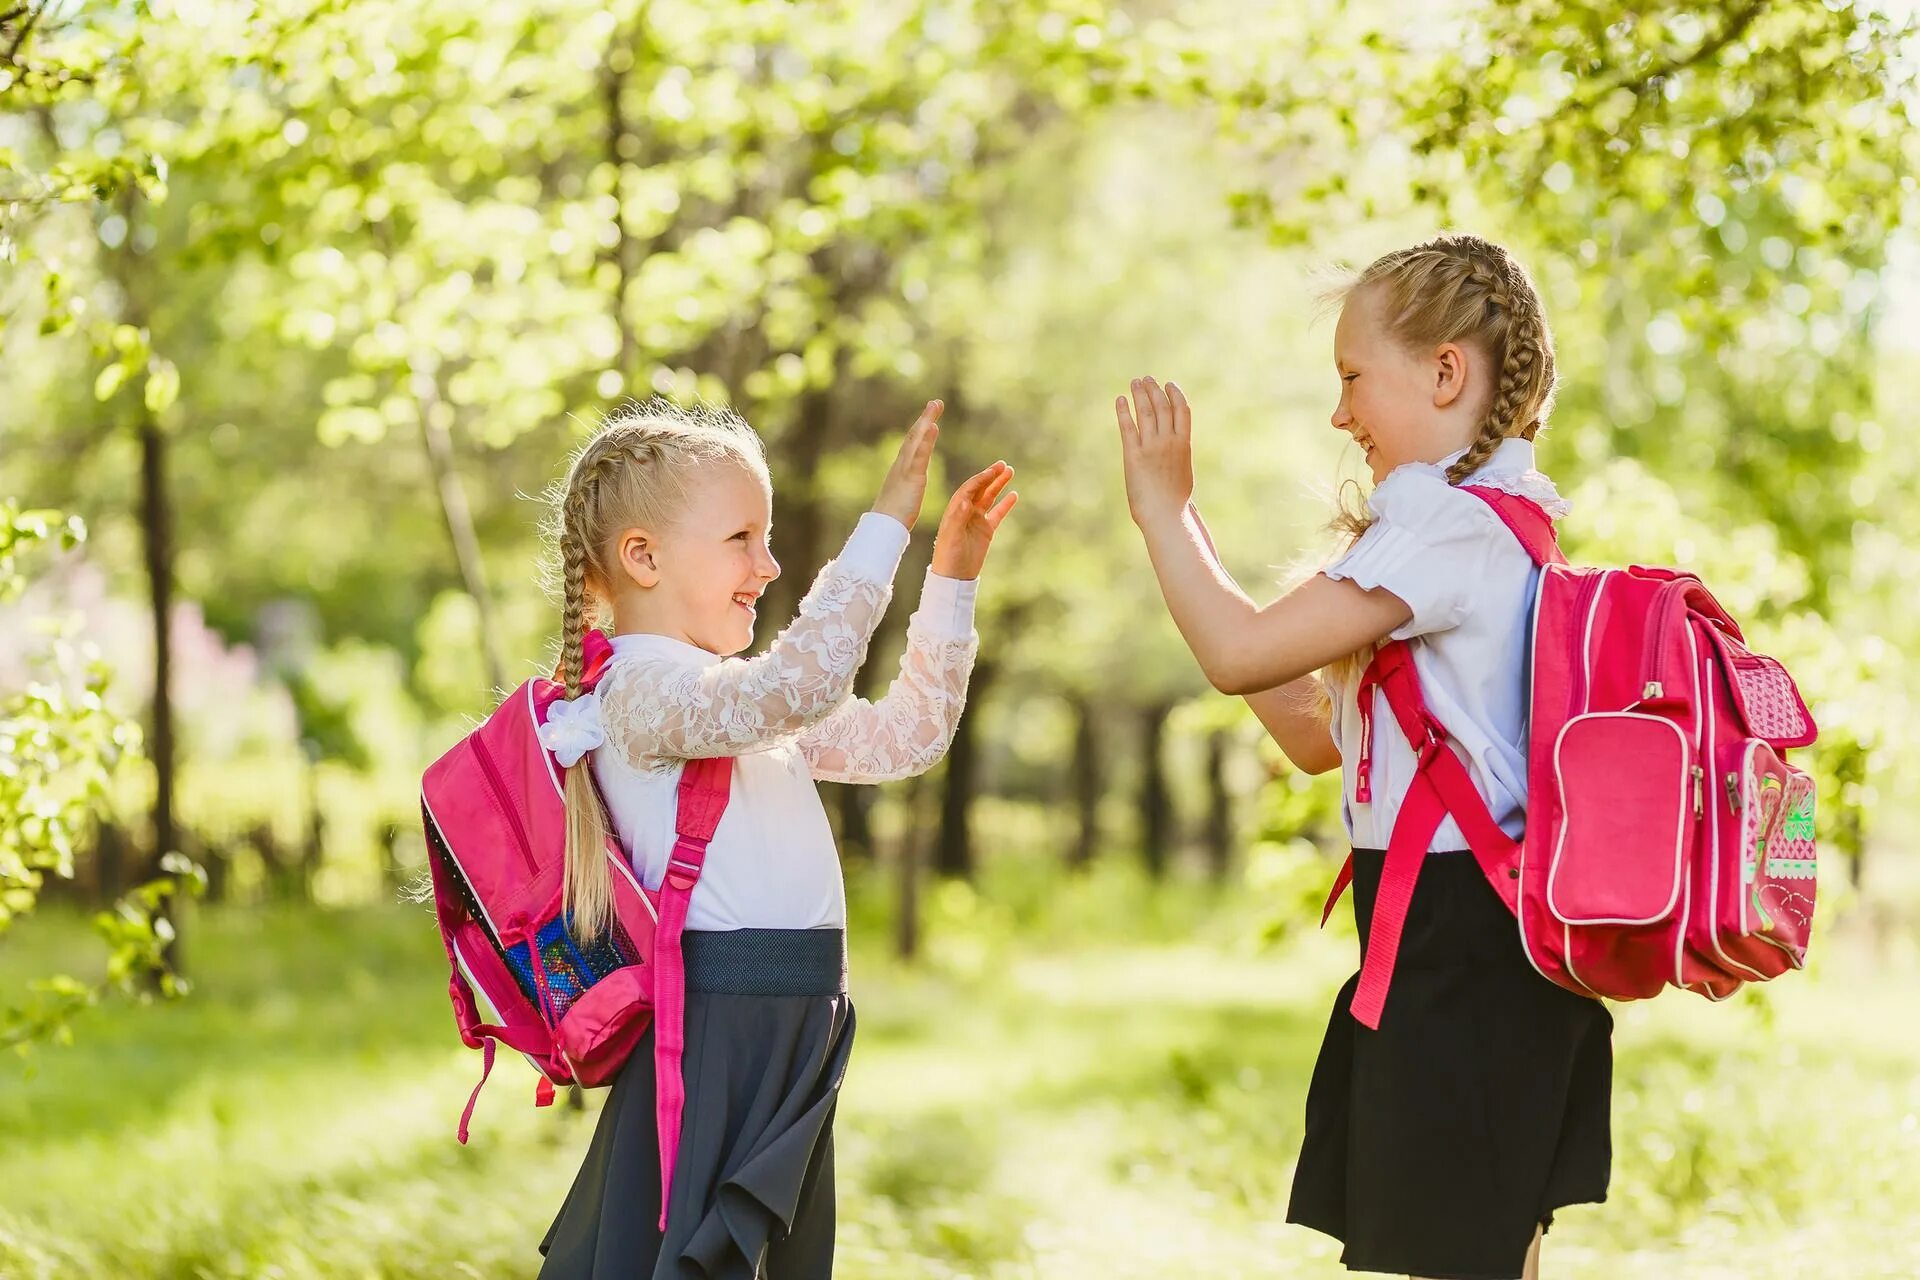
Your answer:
[652,754,734,1230]
[1461,486,1567,567]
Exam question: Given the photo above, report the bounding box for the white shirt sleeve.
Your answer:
[1322,466,1500,640]
[797,570,979,784]
[596,513,910,765]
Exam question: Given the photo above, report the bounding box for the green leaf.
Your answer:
[144,359,180,414]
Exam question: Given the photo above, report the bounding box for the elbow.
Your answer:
[1207,660,1263,698]
[1210,672,1254,698]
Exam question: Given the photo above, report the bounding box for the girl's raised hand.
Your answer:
[871,400,943,531]
[930,461,1018,581]
[1114,376,1194,527]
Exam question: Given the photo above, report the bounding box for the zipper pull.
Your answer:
[1643,681,1664,700]
[1725,772,1742,813]
[1691,765,1705,818]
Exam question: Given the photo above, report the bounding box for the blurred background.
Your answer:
[3,1,1919,1276]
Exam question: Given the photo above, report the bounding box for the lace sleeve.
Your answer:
[798,570,979,784]
[596,518,906,767]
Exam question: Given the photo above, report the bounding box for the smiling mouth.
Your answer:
[731,592,758,614]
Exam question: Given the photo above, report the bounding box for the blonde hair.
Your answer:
[544,399,769,939]
[1320,233,1558,693]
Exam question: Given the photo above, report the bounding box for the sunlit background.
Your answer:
[4,1,1919,1277]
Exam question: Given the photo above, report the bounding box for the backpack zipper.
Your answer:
[1640,577,1693,705]
[1567,571,1607,711]
[472,736,538,875]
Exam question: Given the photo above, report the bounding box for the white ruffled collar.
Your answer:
[609,630,725,668]
[1392,438,1570,518]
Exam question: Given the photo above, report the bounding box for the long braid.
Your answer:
[1445,251,1554,483]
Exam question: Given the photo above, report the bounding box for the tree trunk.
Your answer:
[602,22,644,390]
[1138,701,1174,878]
[300,748,325,901]
[760,381,836,641]
[139,410,182,981]
[415,359,506,695]
[826,597,907,864]
[1204,728,1233,881]
[933,660,993,879]
[94,820,127,904]
[893,774,926,962]
[1069,694,1100,869]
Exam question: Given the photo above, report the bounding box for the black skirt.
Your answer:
[1287,850,1613,1280]
[540,928,854,1280]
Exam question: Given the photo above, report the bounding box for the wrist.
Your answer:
[930,558,979,580]
[871,501,915,531]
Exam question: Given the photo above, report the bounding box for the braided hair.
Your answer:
[543,400,768,938]
[1318,234,1558,695]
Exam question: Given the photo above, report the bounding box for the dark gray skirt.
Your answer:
[539,928,854,1280]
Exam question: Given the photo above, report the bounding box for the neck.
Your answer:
[610,594,697,646]
[1409,418,1483,468]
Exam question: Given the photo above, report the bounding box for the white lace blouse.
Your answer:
[1321,438,1570,852]
[588,512,978,930]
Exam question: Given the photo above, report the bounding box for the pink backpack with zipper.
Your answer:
[421,627,726,1226]
[1326,489,1819,1028]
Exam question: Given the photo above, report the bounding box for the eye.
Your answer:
[732,531,751,541]
[1342,373,1359,384]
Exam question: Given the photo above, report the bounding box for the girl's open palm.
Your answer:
[930,461,1017,580]
[1115,376,1194,525]
[872,400,943,530]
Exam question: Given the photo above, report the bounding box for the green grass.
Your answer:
[4,881,1919,1279]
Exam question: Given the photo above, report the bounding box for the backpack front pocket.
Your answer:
[1548,712,1692,926]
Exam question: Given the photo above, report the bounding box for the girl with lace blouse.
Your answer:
[535,398,1015,1280]
[1113,236,1611,1280]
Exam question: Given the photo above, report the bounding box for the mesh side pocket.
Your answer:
[506,915,640,1022]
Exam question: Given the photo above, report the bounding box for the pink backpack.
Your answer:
[1326,489,1819,1029]
[421,628,729,1226]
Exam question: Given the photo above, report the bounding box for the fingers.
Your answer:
[1143,377,1173,433]
[983,488,1018,531]
[1124,377,1181,439]
[899,399,942,469]
[1115,394,1137,445]
[974,463,1013,511]
[1130,378,1159,437]
[1166,381,1191,437]
[957,459,1006,502]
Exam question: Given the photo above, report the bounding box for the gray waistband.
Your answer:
[680,928,847,996]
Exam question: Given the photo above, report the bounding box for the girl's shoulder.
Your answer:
[1367,460,1570,531]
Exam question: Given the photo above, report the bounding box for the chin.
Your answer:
[720,621,756,657]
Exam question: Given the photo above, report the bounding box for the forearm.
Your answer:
[798,571,977,783]
[1139,503,1405,696]
[1243,678,1341,775]
[1134,506,1263,693]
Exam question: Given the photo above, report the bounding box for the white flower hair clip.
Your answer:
[538,691,605,767]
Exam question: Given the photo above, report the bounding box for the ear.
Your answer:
[1432,341,1471,410]
[614,526,662,590]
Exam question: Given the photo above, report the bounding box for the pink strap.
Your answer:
[1327,499,1543,1027]
[652,755,733,1230]
[458,1038,496,1144]
[1462,487,1565,567]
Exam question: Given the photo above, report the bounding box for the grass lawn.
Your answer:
[3,885,1917,1279]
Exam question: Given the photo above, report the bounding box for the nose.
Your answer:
[1330,395,1352,433]
[756,543,780,583]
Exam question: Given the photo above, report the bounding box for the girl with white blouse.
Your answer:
[1114,235,1611,1280]
[536,397,1015,1280]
